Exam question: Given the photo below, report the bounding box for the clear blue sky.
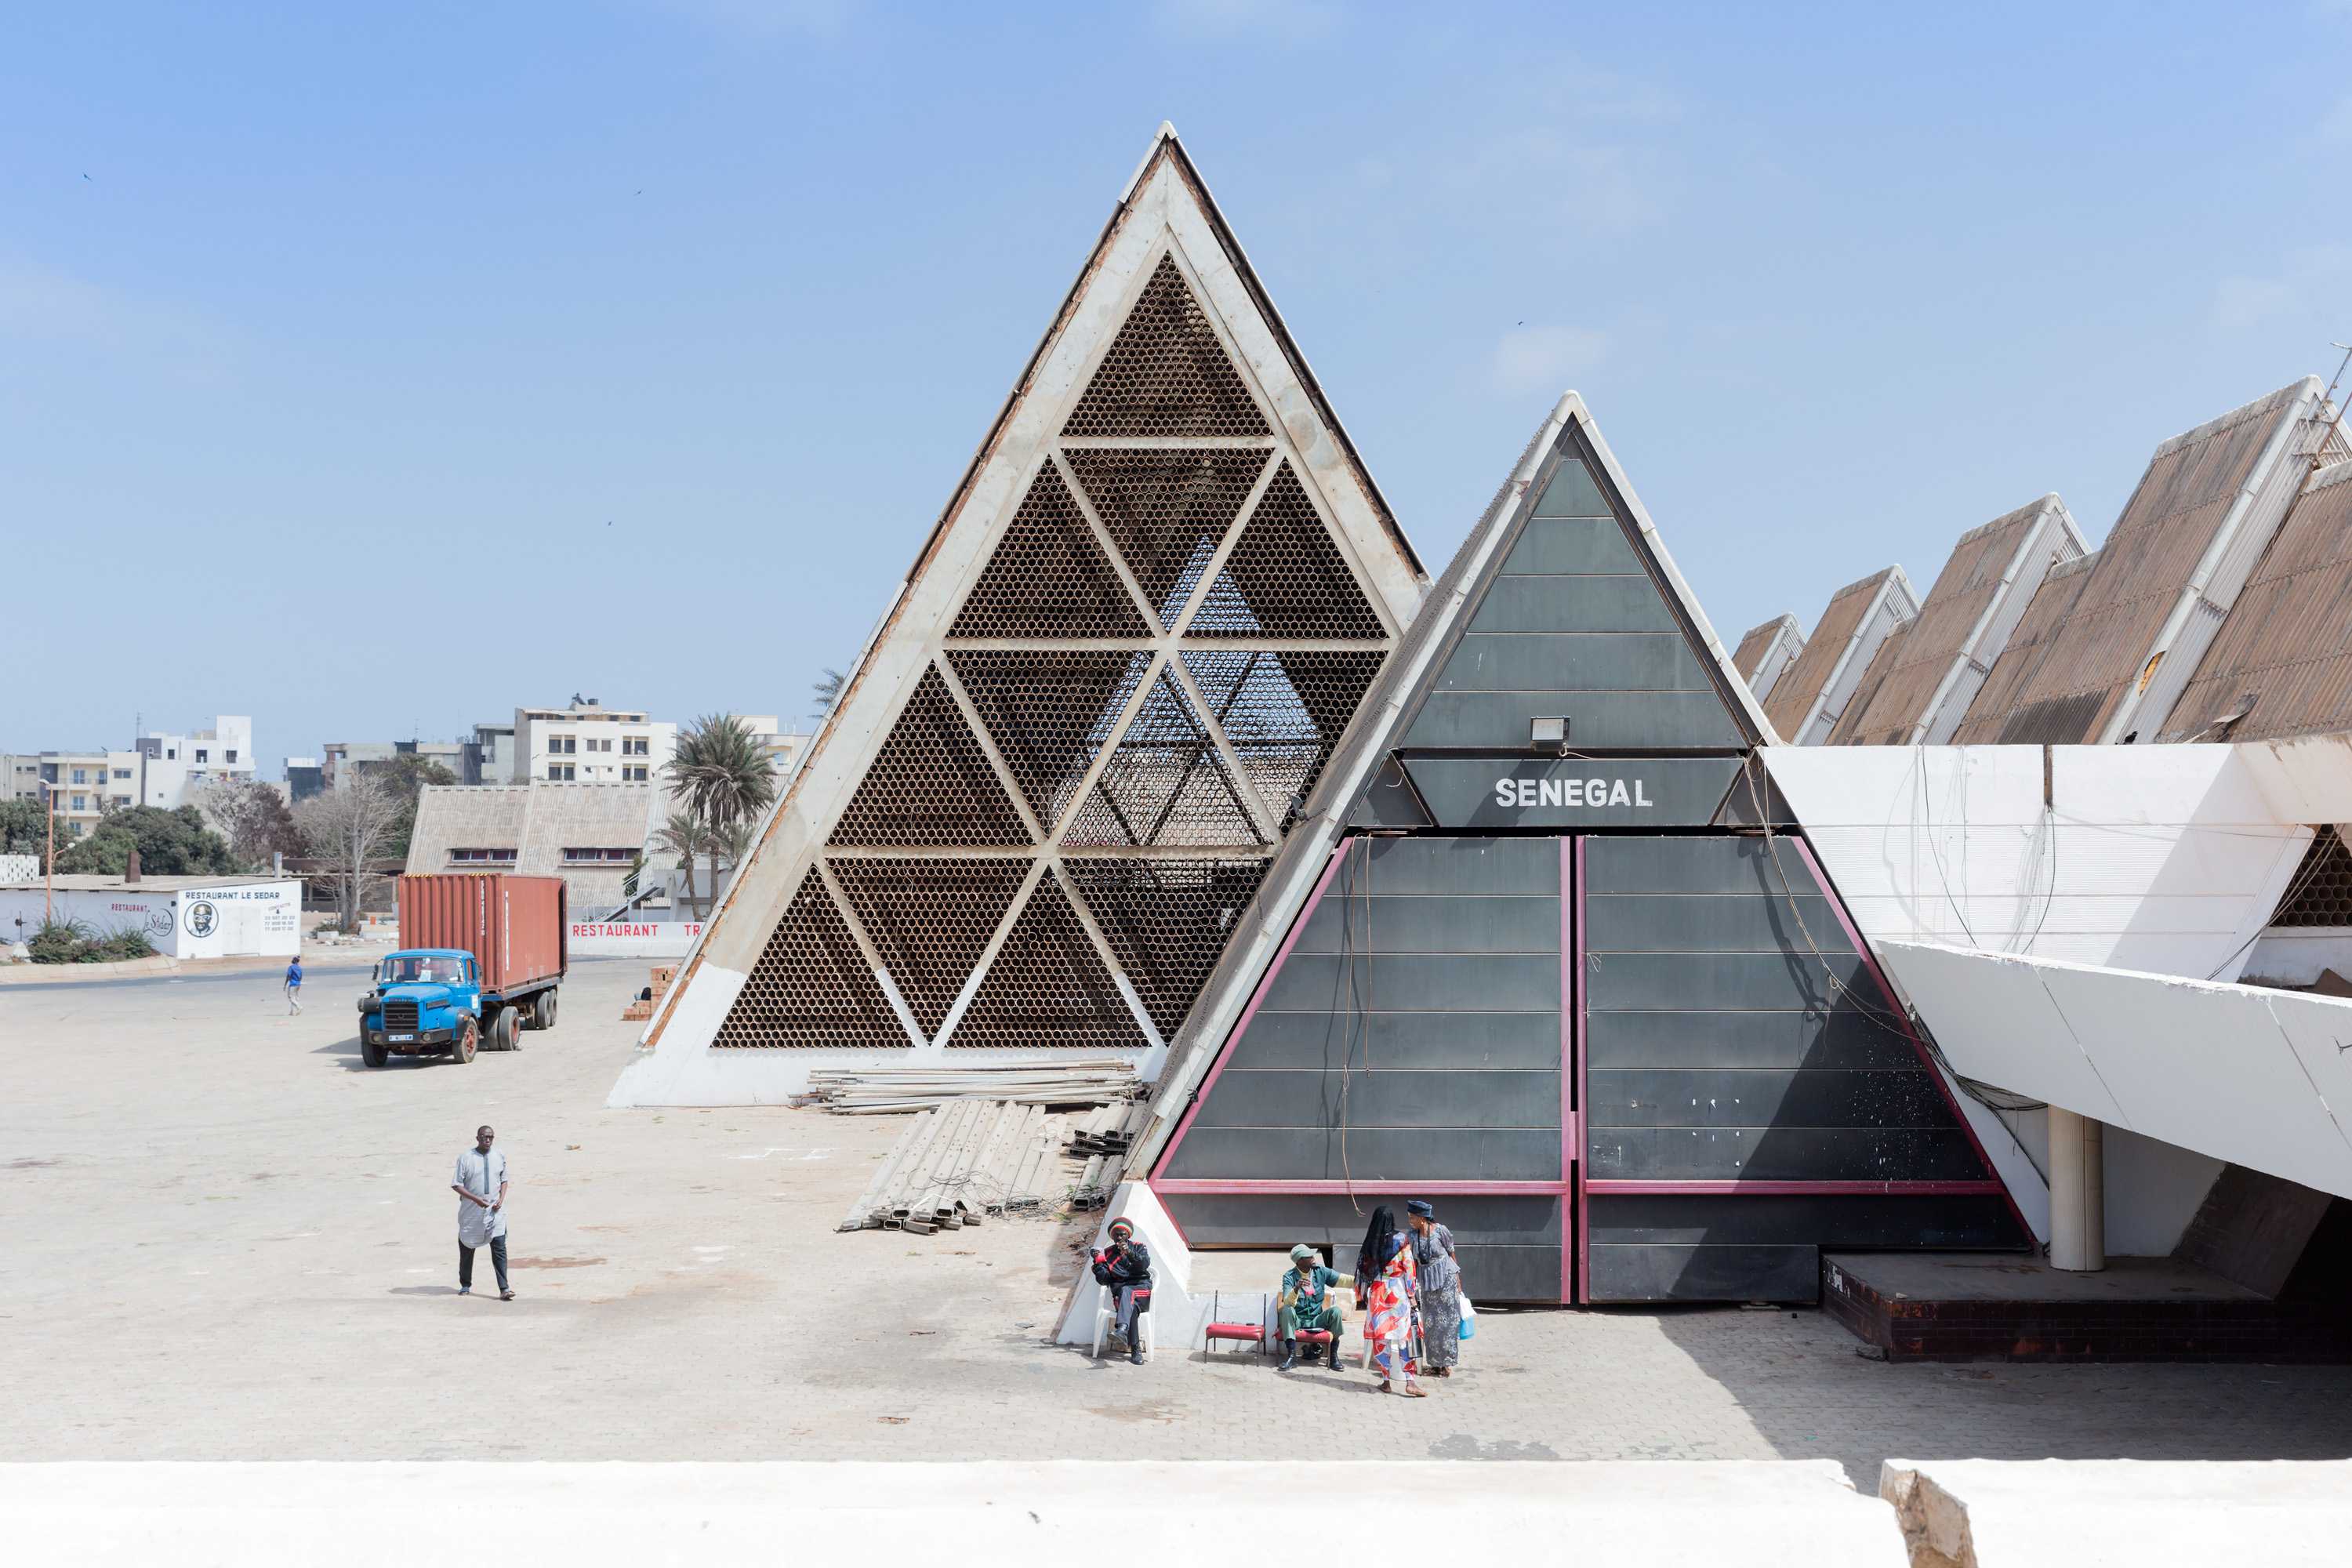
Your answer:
[10,2,2350,775]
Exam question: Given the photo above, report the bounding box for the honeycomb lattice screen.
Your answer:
[717,246,1394,1050]
[2272,826,2352,927]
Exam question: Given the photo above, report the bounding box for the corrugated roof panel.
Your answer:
[1947,380,2328,745]
[1949,550,2100,743]
[1762,572,1886,739]
[1837,495,2085,746]
[2161,458,2352,742]
[1762,566,1917,744]
[1825,621,1911,744]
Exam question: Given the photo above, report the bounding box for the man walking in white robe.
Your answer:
[451,1124,512,1299]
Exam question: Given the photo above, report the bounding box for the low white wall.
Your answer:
[1884,1458,2352,1568]
[2,1461,1903,1568]
[2238,928,2352,988]
[1766,744,2308,977]
[567,920,702,958]
[0,887,181,954]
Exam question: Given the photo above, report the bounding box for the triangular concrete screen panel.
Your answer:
[1143,399,2027,1306]
[612,129,1426,1108]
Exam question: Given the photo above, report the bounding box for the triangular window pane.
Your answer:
[948,873,1149,1050]
[1064,857,1272,1038]
[946,650,1151,834]
[1060,670,1265,847]
[1181,648,1383,821]
[1189,462,1385,639]
[1062,253,1269,439]
[1065,448,1270,630]
[828,858,1029,1036]
[713,869,906,1049]
[949,463,1150,638]
[829,665,1032,846]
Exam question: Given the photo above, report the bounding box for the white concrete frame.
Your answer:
[612,127,1427,1109]
[1736,613,1806,705]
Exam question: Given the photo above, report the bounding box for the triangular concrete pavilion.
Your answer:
[1134,395,2029,1304]
[611,127,1427,1107]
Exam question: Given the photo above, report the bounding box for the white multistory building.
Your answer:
[136,716,257,806]
[3,715,255,837]
[508,700,675,786]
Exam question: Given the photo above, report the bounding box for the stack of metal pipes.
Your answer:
[796,1060,1144,1116]
[836,1098,1070,1235]
[1065,1101,1152,1157]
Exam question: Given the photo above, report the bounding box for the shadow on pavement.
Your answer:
[1653,1302,2352,1487]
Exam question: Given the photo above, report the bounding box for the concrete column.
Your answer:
[2047,1107,2106,1272]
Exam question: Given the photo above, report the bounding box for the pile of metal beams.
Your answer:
[1066,1102,1152,1157]
[796,1061,1144,1115]
[836,1098,1067,1235]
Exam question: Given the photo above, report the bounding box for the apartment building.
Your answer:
[136,716,256,806]
[510,699,675,785]
[0,750,143,839]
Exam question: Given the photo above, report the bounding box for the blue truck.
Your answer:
[357,874,566,1068]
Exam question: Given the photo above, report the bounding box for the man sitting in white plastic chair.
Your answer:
[1091,1218,1152,1365]
[1276,1243,1352,1371]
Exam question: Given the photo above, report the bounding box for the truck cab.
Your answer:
[358,949,485,1066]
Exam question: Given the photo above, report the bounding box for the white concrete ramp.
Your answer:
[1882,1459,2352,1567]
[1878,938,2352,1200]
[2,1461,1903,1567]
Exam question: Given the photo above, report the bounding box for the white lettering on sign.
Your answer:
[1494,777,1652,810]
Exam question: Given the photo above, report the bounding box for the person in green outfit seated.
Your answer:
[1277,1243,1353,1370]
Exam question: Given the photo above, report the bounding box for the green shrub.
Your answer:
[27,918,157,964]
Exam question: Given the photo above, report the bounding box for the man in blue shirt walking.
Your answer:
[284,956,303,1015]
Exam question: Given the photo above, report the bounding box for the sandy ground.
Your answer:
[6,956,2352,1481]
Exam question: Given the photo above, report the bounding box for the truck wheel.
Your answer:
[361,1036,387,1069]
[493,1007,518,1052]
[537,991,558,1032]
[454,1018,478,1064]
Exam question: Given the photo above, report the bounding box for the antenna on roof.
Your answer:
[2314,342,2352,471]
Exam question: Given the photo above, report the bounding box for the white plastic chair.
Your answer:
[1091,1294,1155,1359]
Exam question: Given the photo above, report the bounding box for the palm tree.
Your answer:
[666,714,778,833]
[650,811,711,920]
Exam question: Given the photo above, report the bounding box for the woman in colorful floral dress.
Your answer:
[1355,1205,1425,1397]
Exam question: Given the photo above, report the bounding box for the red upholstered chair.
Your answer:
[1201,1290,1273,1356]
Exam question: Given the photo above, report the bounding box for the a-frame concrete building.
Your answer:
[612,126,1427,1107]
[1131,396,2031,1304]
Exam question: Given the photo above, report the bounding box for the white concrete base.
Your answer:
[2,1461,1904,1567]
[1053,1181,1210,1353]
[1882,1459,2352,1567]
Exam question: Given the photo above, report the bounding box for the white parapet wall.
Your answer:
[1764,743,2312,978]
[1883,1458,2352,1568]
[2,1461,1905,1568]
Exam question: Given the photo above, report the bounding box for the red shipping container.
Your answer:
[397,874,568,993]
